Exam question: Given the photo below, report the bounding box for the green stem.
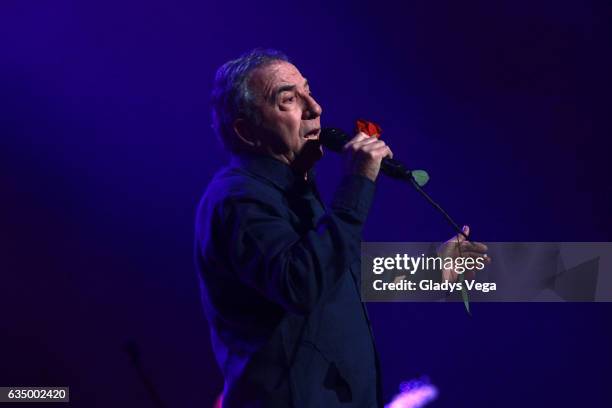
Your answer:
[459,273,471,316]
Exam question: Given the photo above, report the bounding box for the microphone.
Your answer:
[319,128,430,187]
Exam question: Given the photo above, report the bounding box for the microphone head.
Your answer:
[320,128,350,152]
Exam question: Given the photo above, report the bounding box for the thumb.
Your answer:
[459,225,470,241]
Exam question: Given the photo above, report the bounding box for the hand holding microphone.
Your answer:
[341,132,394,182]
[320,127,429,186]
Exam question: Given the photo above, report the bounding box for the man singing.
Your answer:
[195,47,391,407]
[195,48,487,407]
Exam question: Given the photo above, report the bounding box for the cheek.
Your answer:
[263,110,303,150]
[281,115,302,143]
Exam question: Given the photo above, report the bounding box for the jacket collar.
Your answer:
[231,153,316,192]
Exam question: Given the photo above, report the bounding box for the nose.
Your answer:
[301,93,322,120]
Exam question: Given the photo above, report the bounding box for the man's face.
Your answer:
[247,61,323,171]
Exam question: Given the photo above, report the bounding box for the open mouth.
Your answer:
[303,128,321,141]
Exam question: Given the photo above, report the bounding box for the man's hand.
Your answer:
[342,132,393,182]
[437,225,491,282]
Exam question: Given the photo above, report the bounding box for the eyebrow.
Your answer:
[270,79,309,103]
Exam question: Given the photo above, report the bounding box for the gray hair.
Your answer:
[211,48,290,152]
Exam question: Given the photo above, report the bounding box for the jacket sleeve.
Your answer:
[221,175,375,315]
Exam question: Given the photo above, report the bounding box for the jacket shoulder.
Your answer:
[202,165,281,208]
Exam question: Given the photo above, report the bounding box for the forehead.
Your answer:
[249,61,306,95]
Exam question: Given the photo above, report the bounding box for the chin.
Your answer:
[292,141,323,172]
[305,140,323,159]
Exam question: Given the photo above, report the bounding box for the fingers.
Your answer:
[454,225,470,242]
[455,238,491,264]
[439,225,492,282]
[344,134,392,159]
[361,140,391,155]
[459,241,488,254]
[344,132,386,150]
[450,226,487,253]
[454,252,492,264]
[343,137,377,156]
[342,132,394,182]
[362,145,393,162]
[343,132,372,150]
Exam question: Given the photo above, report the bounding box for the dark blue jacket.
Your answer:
[195,153,382,407]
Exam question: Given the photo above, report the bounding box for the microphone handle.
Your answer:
[380,157,412,180]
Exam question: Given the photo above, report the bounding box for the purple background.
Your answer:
[1,1,611,406]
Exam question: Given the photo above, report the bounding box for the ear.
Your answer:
[233,118,260,149]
